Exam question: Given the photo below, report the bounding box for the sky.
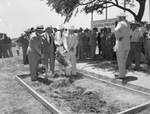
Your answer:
[0,0,149,38]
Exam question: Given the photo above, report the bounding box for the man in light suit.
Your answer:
[55,24,69,75]
[65,26,78,77]
[43,26,56,76]
[114,13,131,79]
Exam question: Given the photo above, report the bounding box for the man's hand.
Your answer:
[70,47,74,52]
[119,37,123,41]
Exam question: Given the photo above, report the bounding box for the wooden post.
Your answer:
[91,12,93,22]
[106,1,108,19]
[124,0,126,12]
[149,0,150,22]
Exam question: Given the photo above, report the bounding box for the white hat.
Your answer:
[130,20,141,25]
[58,24,65,30]
[68,26,75,30]
[117,13,128,17]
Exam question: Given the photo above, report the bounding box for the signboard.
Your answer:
[91,18,118,32]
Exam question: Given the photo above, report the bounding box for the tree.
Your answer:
[44,0,146,23]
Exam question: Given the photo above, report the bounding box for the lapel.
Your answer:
[68,34,75,49]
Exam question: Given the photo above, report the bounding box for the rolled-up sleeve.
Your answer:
[73,35,78,49]
[63,36,68,51]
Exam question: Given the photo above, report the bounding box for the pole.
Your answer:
[90,0,93,29]
[91,12,93,22]
[106,1,108,19]
[124,0,126,12]
[149,0,150,22]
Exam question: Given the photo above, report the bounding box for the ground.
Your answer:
[0,47,150,114]
[0,49,50,114]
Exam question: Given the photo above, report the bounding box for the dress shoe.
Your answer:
[114,74,126,79]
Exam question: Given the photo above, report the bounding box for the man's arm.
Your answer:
[114,22,123,41]
[62,36,68,52]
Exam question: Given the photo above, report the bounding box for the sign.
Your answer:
[91,18,118,32]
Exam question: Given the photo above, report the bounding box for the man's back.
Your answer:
[114,20,130,51]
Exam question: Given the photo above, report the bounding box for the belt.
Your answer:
[131,42,140,43]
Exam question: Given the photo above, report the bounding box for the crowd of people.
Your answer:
[13,12,150,81]
[0,33,13,58]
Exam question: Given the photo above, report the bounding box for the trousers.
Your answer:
[28,50,39,81]
[116,50,129,77]
[126,42,141,68]
[43,52,55,74]
[144,40,150,64]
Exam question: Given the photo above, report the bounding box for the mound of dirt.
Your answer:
[51,85,120,114]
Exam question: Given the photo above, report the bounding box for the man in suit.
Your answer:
[65,26,78,77]
[89,28,97,60]
[0,33,9,58]
[5,36,13,57]
[27,26,43,81]
[18,32,29,64]
[126,22,143,70]
[77,27,85,60]
[114,13,131,79]
[42,26,56,76]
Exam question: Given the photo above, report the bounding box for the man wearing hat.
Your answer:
[126,21,143,70]
[65,26,78,79]
[77,27,85,61]
[54,24,70,75]
[42,26,56,76]
[114,13,131,79]
[27,26,44,81]
[18,30,30,64]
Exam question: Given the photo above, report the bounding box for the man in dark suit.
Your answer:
[5,35,13,57]
[27,26,43,81]
[0,33,9,58]
[18,32,29,64]
[42,26,56,76]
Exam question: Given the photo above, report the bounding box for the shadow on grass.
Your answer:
[37,77,53,85]
[18,74,30,79]
[74,72,84,80]
[81,59,118,72]
[18,74,53,85]
[121,76,138,85]
[78,57,149,75]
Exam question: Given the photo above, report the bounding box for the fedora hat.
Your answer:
[117,13,128,17]
[68,26,75,30]
[36,25,44,30]
[58,24,66,30]
[130,20,141,25]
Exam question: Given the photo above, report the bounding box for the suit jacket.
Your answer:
[114,19,131,51]
[42,32,56,54]
[77,32,85,46]
[27,32,41,55]
[65,33,78,53]
[89,31,97,46]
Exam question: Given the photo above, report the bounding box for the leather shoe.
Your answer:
[114,74,126,79]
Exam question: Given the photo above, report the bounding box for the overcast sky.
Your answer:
[0,0,149,38]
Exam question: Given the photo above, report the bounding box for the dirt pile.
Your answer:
[51,85,120,114]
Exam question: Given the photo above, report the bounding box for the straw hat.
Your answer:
[68,26,75,30]
[130,20,141,26]
[58,24,66,30]
[36,25,44,30]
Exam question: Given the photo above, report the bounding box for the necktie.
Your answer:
[49,34,51,44]
[46,33,49,43]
